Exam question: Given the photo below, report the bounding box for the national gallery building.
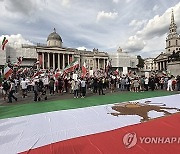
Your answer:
[35,29,109,70]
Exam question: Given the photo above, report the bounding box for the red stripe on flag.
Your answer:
[20,113,180,154]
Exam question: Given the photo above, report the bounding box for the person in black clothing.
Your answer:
[149,76,155,91]
[34,81,38,101]
[2,78,10,101]
[176,75,180,91]
[8,79,17,103]
[93,77,98,93]
[37,79,44,101]
[98,78,105,95]
[64,78,68,93]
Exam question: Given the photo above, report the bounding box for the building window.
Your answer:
[176,48,178,50]
[172,29,174,32]
[176,40,178,45]
[169,41,171,46]
[168,49,170,52]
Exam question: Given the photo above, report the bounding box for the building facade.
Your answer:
[154,10,180,71]
[36,29,109,71]
[109,47,138,72]
[143,58,157,72]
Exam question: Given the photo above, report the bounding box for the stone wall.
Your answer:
[167,61,180,76]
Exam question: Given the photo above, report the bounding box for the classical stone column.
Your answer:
[93,58,96,69]
[53,53,55,69]
[97,58,100,69]
[103,59,106,69]
[161,61,164,70]
[37,53,39,69]
[154,62,156,71]
[47,53,50,69]
[158,62,160,71]
[160,62,162,71]
[42,52,44,69]
[58,53,60,69]
[72,54,74,62]
[63,54,65,69]
[68,54,70,65]
[164,61,167,70]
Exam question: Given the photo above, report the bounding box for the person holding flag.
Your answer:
[82,61,87,78]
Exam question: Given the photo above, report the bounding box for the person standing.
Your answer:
[133,77,139,92]
[93,77,98,93]
[2,78,10,101]
[176,75,180,91]
[73,80,79,98]
[8,79,17,103]
[98,78,105,95]
[81,78,86,98]
[149,76,155,91]
[49,78,55,95]
[167,77,173,91]
[21,78,28,98]
[34,81,38,101]
[144,77,149,91]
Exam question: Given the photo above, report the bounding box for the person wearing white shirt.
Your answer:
[144,77,149,91]
[167,77,173,91]
[80,78,86,98]
[21,78,28,98]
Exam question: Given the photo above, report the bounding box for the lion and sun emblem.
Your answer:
[109,101,180,122]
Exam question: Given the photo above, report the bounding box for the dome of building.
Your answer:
[47,29,62,42]
[47,28,62,47]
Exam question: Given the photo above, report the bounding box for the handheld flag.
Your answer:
[63,60,79,74]
[82,61,87,77]
[2,37,8,50]
[4,66,13,79]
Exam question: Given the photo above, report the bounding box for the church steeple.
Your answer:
[169,9,177,34]
[166,9,180,53]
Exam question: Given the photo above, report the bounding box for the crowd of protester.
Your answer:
[1,70,180,103]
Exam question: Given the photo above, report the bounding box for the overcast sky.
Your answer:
[0,0,180,58]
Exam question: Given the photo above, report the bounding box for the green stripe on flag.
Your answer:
[0,91,177,119]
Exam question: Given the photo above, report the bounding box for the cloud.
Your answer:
[4,0,39,16]
[77,46,87,51]
[153,5,159,12]
[124,2,180,53]
[96,11,118,22]
[129,19,147,30]
[126,0,132,3]
[138,3,180,39]
[112,0,119,4]
[0,34,33,48]
[62,0,70,7]
[124,35,146,52]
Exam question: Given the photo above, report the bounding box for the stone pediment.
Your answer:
[154,53,169,61]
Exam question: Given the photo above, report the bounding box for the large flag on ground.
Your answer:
[1,37,8,50]
[0,93,180,153]
[63,60,79,74]
[82,61,87,77]
[4,66,13,79]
